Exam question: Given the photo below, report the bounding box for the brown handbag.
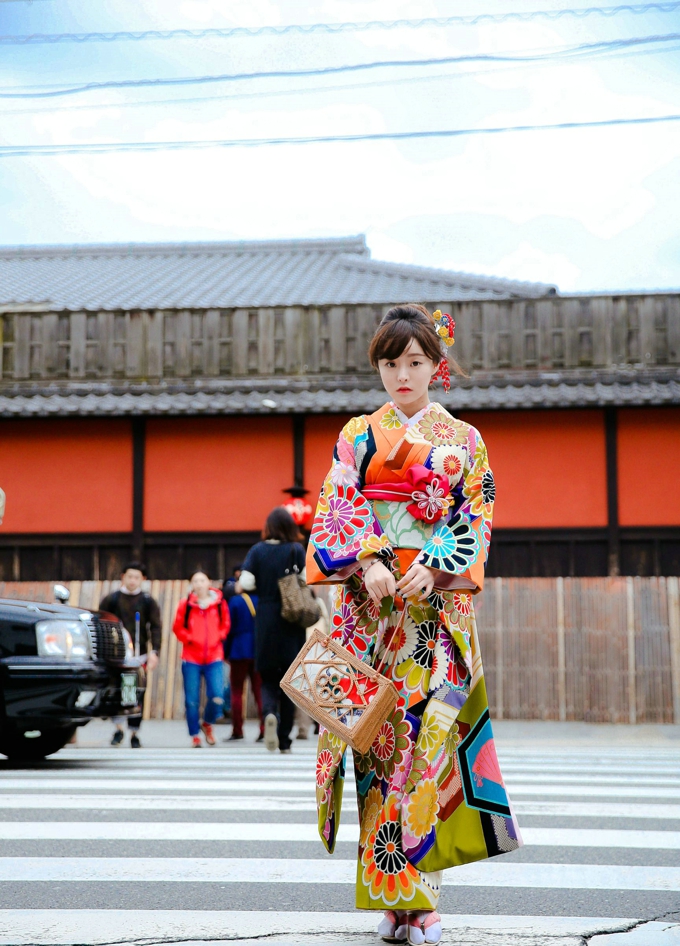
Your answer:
[278,550,321,627]
[281,602,401,754]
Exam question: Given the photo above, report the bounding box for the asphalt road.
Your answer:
[0,718,678,945]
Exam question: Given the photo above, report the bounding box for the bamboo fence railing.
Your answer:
[1,577,679,724]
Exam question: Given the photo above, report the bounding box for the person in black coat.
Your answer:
[239,507,306,753]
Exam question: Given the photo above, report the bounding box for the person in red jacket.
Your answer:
[173,571,230,747]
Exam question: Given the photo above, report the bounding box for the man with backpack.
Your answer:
[99,561,162,748]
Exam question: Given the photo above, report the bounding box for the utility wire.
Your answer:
[2,33,679,99]
[3,38,680,118]
[1,2,679,44]
[1,113,678,157]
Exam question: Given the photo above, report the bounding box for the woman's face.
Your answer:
[378,339,438,415]
[191,572,211,597]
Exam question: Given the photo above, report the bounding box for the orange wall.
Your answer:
[460,410,608,528]
[618,407,680,526]
[0,419,133,533]
[145,417,294,532]
[304,414,352,511]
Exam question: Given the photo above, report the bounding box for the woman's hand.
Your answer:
[397,563,437,600]
[363,560,397,605]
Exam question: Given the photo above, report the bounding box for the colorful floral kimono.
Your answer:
[306,401,522,912]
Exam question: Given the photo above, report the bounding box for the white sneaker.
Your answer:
[264,713,279,752]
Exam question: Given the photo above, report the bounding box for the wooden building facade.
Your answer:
[0,237,678,581]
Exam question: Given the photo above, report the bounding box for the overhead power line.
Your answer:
[1,2,679,44]
[2,33,679,99]
[2,37,679,118]
[4,41,680,118]
[1,113,678,157]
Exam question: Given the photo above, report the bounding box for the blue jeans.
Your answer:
[181,660,224,736]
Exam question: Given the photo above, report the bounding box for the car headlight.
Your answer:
[121,627,134,659]
[35,620,93,660]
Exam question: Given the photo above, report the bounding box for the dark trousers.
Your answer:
[261,676,295,751]
[229,659,264,737]
[113,715,141,732]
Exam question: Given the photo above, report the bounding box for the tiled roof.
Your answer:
[0,370,675,416]
[0,236,556,311]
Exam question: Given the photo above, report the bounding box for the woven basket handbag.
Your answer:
[281,607,400,754]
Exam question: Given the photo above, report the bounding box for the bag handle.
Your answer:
[372,598,406,678]
[241,593,256,619]
[283,545,299,576]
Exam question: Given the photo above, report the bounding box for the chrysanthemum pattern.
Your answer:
[310,484,373,552]
[379,407,403,430]
[430,443,467,487]
[361,798,420,906]
[405,779,440,839]
[360,784,383,847]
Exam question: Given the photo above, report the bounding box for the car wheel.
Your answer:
[0,725,77,760]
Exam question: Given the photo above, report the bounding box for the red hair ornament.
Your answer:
[430,310,455,393]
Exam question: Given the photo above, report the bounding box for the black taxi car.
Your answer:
[0,590,146,760]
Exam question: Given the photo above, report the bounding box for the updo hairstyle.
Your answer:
[368,303,465,377]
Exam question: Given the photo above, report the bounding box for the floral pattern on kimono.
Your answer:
[307,402,522,912]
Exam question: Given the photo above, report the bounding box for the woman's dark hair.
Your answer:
[368,303,466,377]
[263,506,303,543]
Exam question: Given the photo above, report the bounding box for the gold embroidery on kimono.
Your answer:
[307,401,522,911]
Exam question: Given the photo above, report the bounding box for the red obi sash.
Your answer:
[362,464,451,524]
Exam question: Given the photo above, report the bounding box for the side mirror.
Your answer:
[53,584,70,603]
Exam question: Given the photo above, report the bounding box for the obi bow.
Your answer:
[363,464,451,524]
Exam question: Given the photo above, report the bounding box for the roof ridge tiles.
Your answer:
[337,253,556,295]
[0,235,370,260]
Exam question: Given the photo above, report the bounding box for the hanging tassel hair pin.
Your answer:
[430,309,456,393]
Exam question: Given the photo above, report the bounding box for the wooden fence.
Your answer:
[1,577,679,724]
[3,295,679,384]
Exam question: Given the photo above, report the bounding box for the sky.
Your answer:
[0,0,679,293]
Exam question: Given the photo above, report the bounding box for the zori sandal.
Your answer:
[377,910,407,943]
[406,911,442,945]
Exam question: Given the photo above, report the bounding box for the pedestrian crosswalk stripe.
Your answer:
[3,776,679,800]
[0,910,642,946]
[1,858,679,889]
[512,801,680,819]
[1,821,678,849]
[506,784,680,799]
[2,795,680,820]
[0,793,322,811]
[9,766,677,787]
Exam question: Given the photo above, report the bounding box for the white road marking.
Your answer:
[1,858,679,889]
[1,795,680,821]
[1,821,678,849]
[513,801,680,819]
[0,778,315,793]
[0,910,644,946]
[507,784,680,799]
[0,794,321,811]
[3,777,679,800]
[6,767,677,787]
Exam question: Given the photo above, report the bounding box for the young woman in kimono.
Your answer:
[306,305,522,945]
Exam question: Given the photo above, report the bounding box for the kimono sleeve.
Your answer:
[419,426,494,592]
[306,417,392,585]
